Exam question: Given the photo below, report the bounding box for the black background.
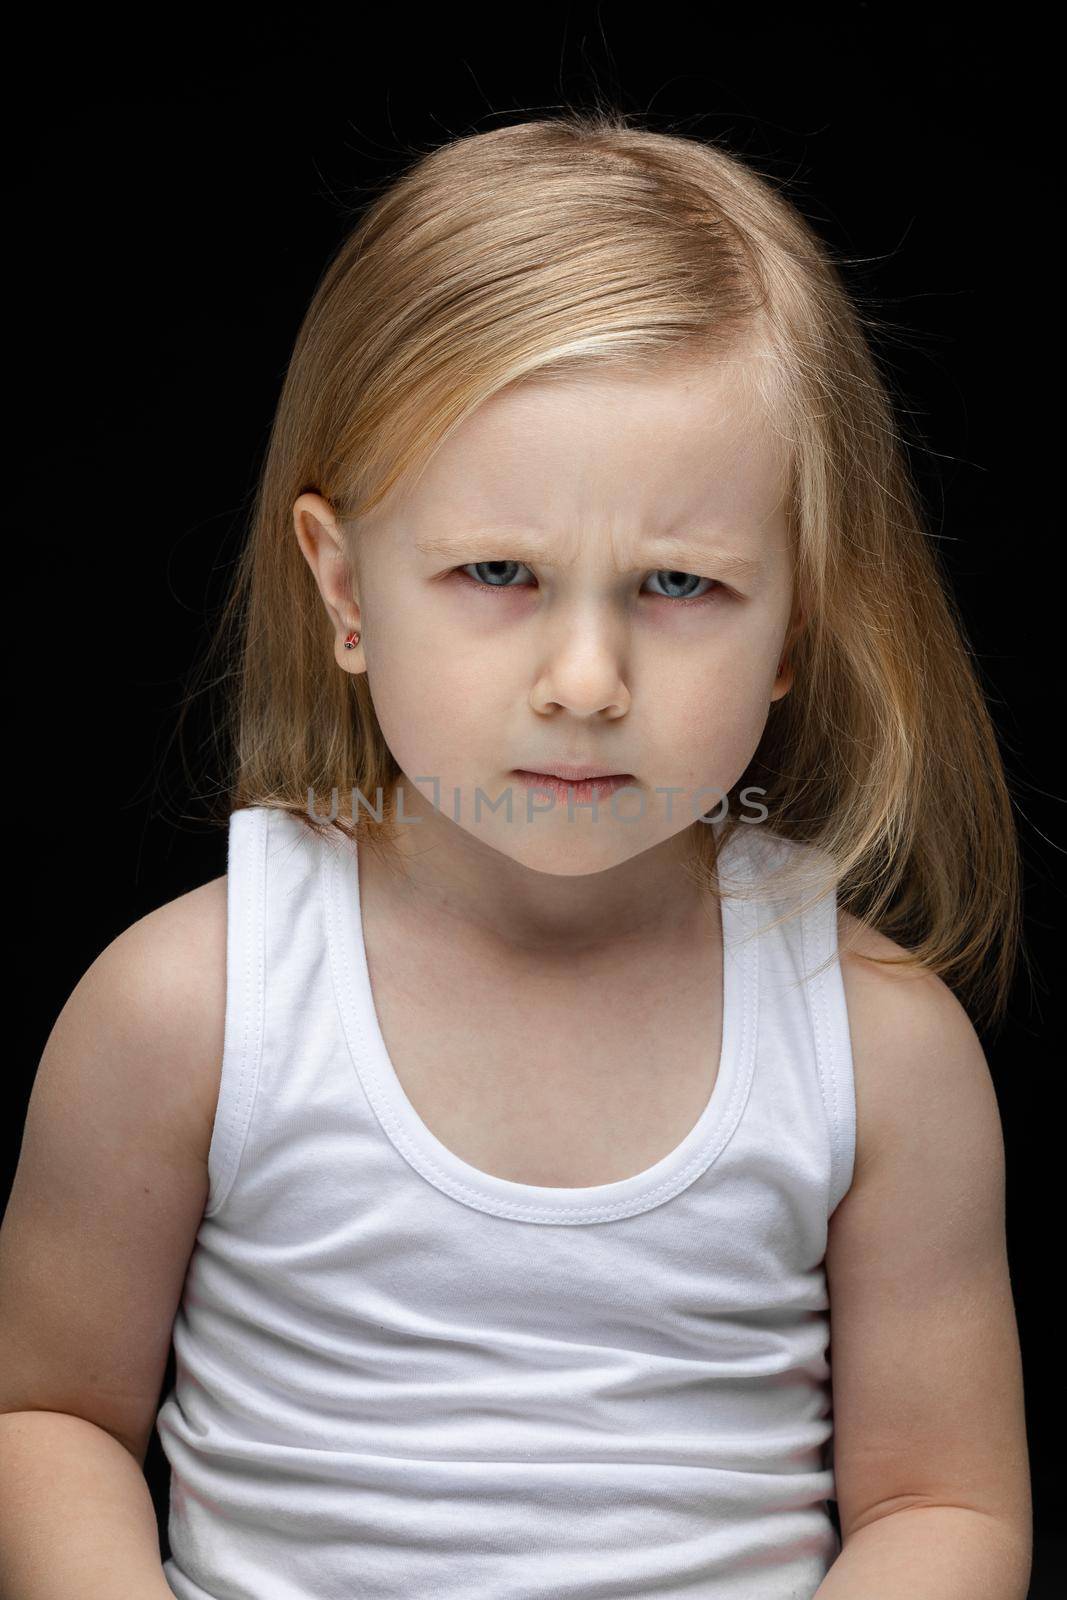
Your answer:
[9,7,1063,1594]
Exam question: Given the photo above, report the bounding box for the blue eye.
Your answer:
[644,569,718,601]
[456,561,721,603]
[459,560,531,588]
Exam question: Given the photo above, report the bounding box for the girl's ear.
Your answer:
[771,656,795,702]
[292,493,366,673]
[772,601,806,702]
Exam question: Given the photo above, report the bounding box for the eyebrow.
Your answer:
[414,531,763,581]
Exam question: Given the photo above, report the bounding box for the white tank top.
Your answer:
[158,804,856,1600]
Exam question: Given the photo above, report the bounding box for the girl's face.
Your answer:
[296,352,797,883]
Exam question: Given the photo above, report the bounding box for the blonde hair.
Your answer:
[178,106,1022,1032]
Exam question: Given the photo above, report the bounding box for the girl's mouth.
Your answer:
[509,770,637,805]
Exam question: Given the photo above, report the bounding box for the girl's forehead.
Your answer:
[496,346,776,423]
[403,356,789,526]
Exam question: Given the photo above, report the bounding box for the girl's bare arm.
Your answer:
[0,1411,174,1599]
[814,919,1032,1597]
[0,879,226,1597]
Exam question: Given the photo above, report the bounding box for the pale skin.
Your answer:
[0,355,1029,1595]
[294,349,800,954]
[293,353,804,1189]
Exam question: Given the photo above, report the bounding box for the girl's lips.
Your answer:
[516,762,632,781]
[510,770,637,805]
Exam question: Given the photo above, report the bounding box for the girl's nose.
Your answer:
[528,626,632,719]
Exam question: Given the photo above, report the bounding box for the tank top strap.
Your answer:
[203,805,269,1219]
[735,822,856,1218]
[205,804,326,1219]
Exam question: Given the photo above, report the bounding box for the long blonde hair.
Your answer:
[177,106,1022,1032]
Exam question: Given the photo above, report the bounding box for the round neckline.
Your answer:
[321,820,760,1224]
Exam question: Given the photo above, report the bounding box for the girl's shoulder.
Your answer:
[130,871,229,1165]
[67,870,230,1175]
[68,869,231,1177]
[1,871,229,1466]
[834,906,989,1181]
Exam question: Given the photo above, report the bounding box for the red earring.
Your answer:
[343,629,361,650]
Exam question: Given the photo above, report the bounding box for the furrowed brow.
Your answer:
[414,531,762,580]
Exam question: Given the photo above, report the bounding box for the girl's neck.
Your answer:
[362,780,717,960]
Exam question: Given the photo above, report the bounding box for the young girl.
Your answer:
[0,109,1031,1599]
